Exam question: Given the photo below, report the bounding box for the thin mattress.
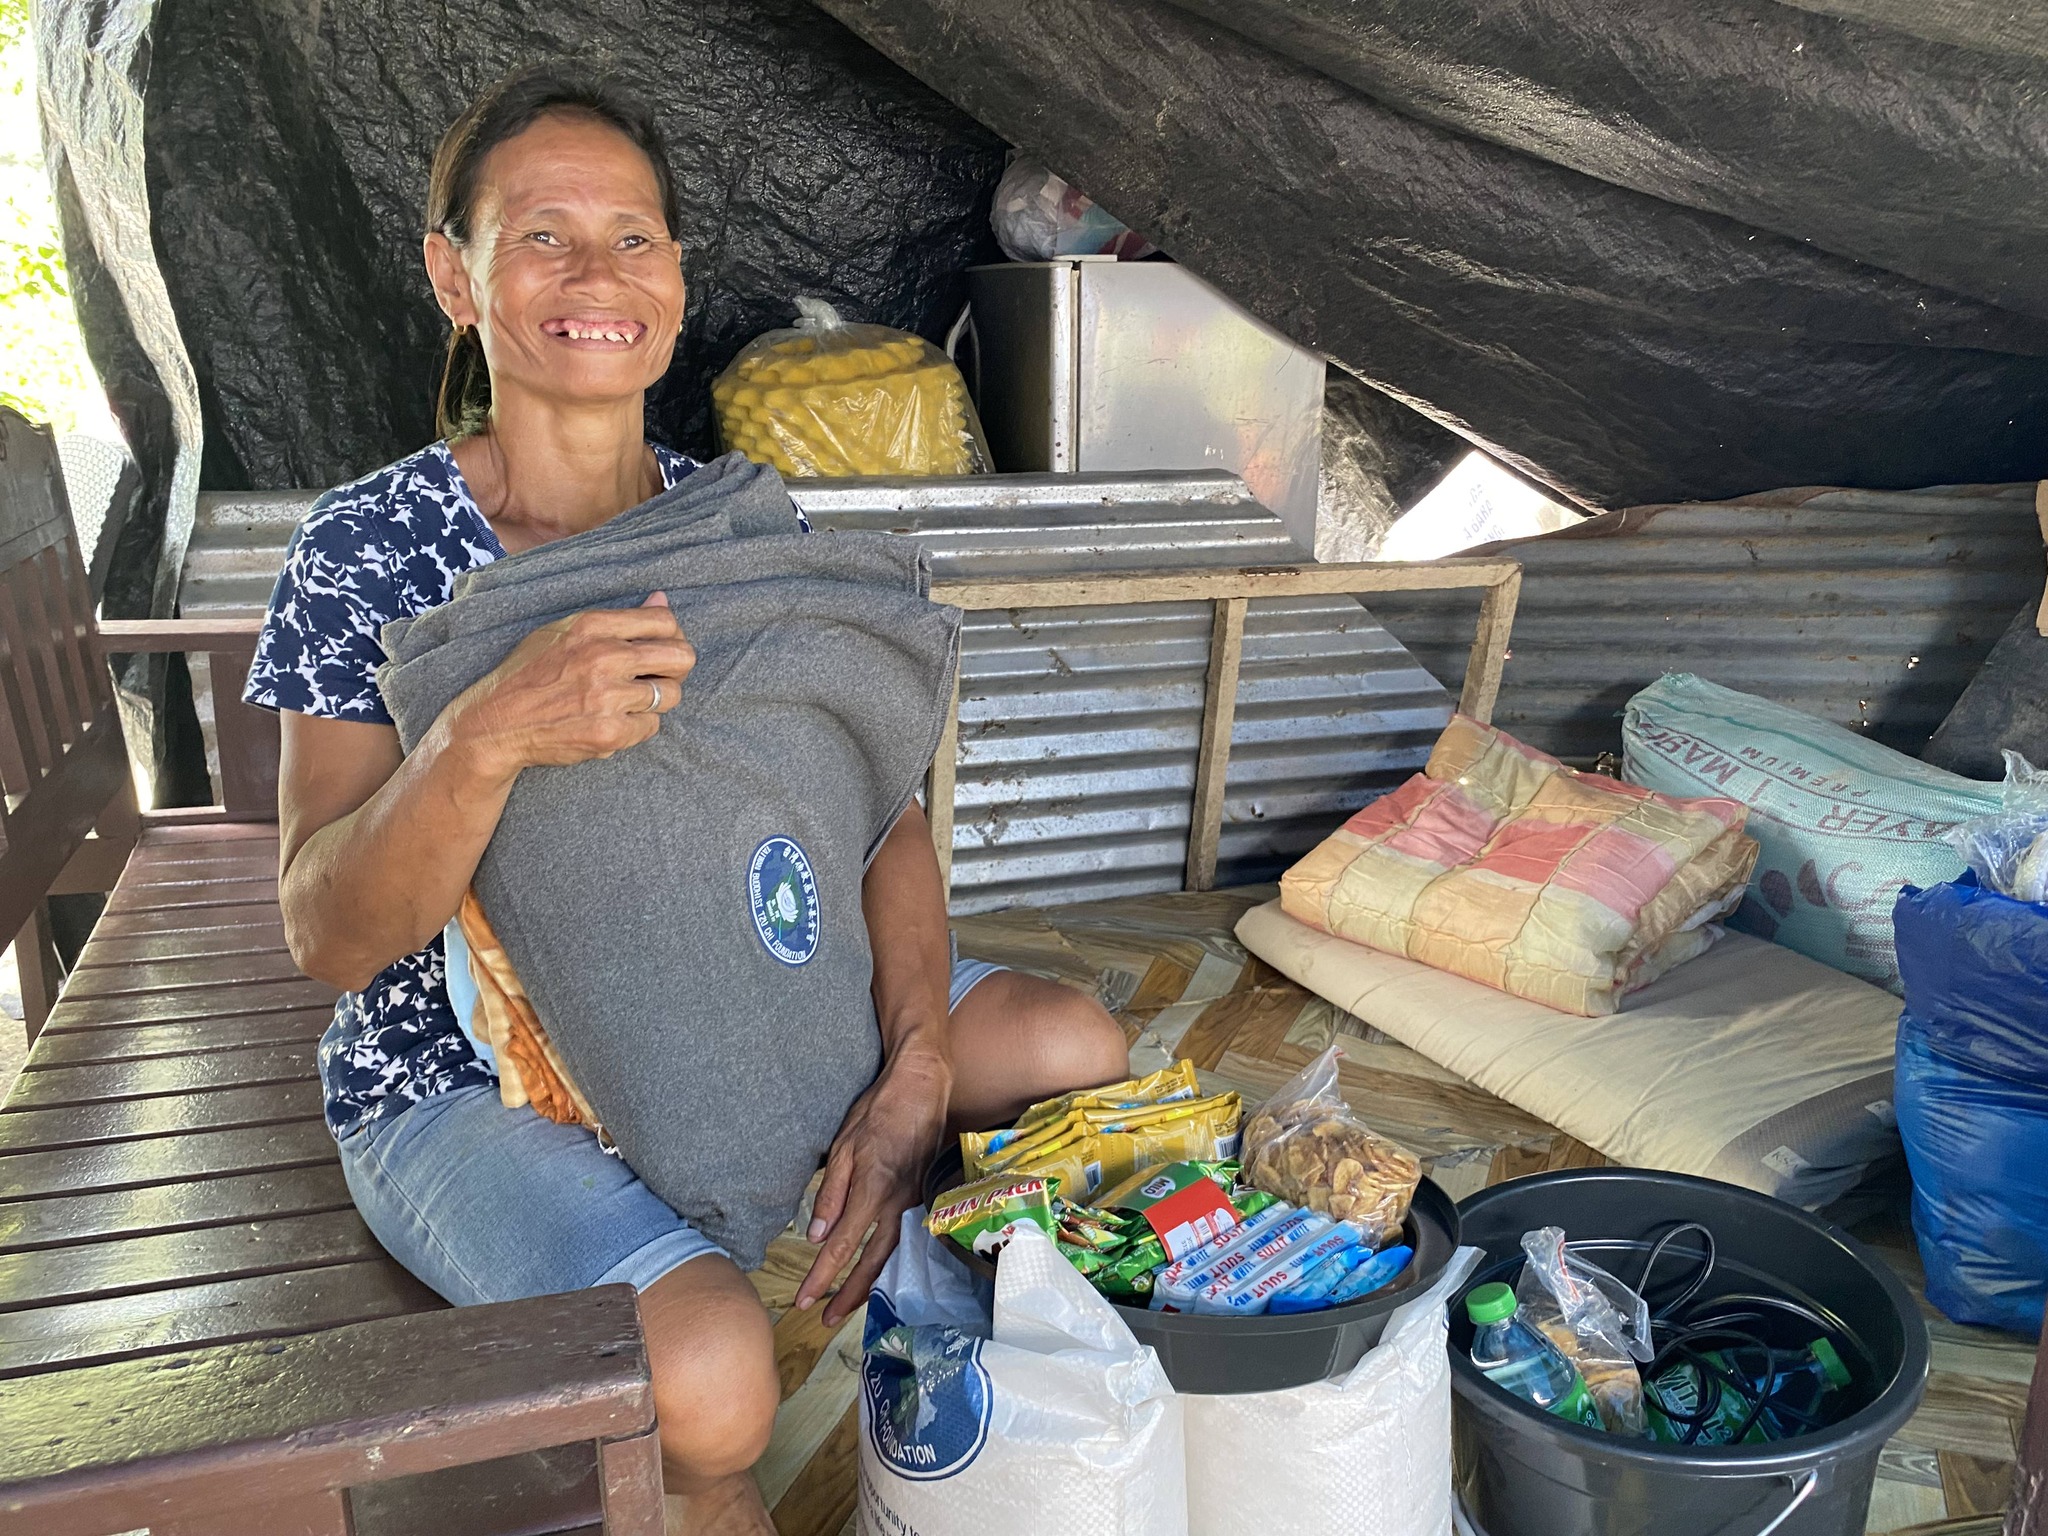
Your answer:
[1235,901,1902,1209]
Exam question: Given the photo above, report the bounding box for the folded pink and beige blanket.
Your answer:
[1281,716,1760,1015]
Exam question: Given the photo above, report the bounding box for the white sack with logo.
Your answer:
[1182,1247,1483,1536]
[857,1212,1187,1536]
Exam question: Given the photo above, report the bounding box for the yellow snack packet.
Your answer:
[1010,1060,1203,1137]
[963,1109,1086,1180]
[963,1061,1205,1177]
[1003,1132,1107,1203]
[1089,1095,1243,1193]
[1079,1091,1236,1134]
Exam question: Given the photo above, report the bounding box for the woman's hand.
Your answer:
[797,1045,953,1326]
[446,592,695,780]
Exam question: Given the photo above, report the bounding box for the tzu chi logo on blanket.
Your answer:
[748,836,821,965]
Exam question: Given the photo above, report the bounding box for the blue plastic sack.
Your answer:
[1893,872,2048,1336]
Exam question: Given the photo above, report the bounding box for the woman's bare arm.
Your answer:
[796,801,956,1321]
[279,597,695,990]
[860,802,954,1075]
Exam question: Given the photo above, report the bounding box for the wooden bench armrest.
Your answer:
[97,616,265,654]
[0,1285,662,1536]
[95,616,280,825]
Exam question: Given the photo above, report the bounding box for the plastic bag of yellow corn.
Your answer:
[713,297,990,478]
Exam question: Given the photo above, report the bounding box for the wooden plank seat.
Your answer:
[0,409,660,1533]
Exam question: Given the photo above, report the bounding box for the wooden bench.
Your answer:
[0,409,662,1534]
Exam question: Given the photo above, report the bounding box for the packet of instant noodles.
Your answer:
[926,1173,1058,1258]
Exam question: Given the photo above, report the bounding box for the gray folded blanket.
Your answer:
[376,454,962,1267]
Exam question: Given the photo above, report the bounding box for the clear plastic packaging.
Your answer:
[1514,1226,1654,1435]
[1946,750,2048,904]
[1241,1045,1422,1245]
[712,297,991,478]
[990,155,1157,263]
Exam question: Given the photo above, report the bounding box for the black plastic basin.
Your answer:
[922,1144,1461,1394]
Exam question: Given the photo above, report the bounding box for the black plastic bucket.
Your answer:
[923,1146,1462,1393]
[1451,1170,1929,1536]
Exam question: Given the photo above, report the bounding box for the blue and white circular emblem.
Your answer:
[748,836,821,966]
[861,1292,992,1481]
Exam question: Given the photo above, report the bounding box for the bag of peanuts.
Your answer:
[1242,1045,1421,1246]
[713,296,993,478]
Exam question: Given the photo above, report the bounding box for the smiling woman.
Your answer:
[234,62,1127,1536]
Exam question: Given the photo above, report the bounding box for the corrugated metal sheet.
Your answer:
[183,471,1452,912]
[1365,482,2044,764]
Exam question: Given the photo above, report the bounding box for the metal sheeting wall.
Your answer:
[1365,482,2044,765]
[183,472,1452,912]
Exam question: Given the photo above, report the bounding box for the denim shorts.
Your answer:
[337,953,1004,1302]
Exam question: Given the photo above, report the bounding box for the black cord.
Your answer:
[1631,1221,1717,1322]
[1591,1227,1851,1445]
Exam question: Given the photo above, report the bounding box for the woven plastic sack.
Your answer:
[1623,672,2001,993]
[714,297,992,478]
[1242,1045,1422,1245]
[1183,1247,1482,1536]
[858,1213,1186,1536]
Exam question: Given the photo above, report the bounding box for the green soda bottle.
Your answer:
[1646,1336,1852,1445]
[1466,1282,1604,1430]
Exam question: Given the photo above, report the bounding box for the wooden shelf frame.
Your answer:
[923,556,1523,896]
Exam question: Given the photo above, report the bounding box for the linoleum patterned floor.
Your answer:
[739,886,2036,1536]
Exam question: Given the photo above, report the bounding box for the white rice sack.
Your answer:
[1182,1249,1481,1536]
[858,1215,1186,1536]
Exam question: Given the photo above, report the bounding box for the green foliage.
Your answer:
[1,6,104,432]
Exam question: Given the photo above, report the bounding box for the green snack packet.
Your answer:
[1109,1233,1166,1283]
[1234,1188,1279,1220]
[1053,1199,1130,1252]
[926,1172,1059,1258]
[1095,1265,1155,1299]
[1058,1244,1115,1279]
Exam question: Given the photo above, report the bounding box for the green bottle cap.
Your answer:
[1466,1281,1519,1324]
[1810,1337,1852,1391]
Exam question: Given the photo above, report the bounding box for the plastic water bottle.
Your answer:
[1466,1282,1603,1428]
